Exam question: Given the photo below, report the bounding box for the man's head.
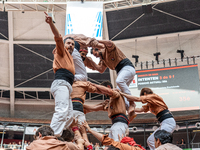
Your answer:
[140,87,153,96]
[34,125,54,139]
[63,37,75,55]
[100,81,113,99]
[79,48,88,61]
[154,130,173,148]
[100,81,113,89]
[61,129,74,142]
[91,48,100,58]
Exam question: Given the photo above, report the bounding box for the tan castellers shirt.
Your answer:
[155,143,182,150]
[52,36,75,75]
[140,94,168,116]
[101,135,142,150]
[71,81,98,104]
[26,136,79,150]
[102,88,126,118]
[100,41,126,70]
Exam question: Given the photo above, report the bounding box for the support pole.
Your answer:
[22,123,28,150]
[143,124,146,148]
[1,123,8,148]
[185,121,190,148]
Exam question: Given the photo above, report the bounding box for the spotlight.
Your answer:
[153,52,160,64]
[177,50,184,61]
[132,55,139,63]
[132,126,137,132]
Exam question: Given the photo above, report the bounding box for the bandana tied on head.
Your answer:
[79,49,88,54]
[121,137,146,150]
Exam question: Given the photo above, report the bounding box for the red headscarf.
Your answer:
[79,49,88,54]
[120,137,146,150]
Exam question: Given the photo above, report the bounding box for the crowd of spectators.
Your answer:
[0,119,180,150]
[0,120,183,150]
[2,141,30,150]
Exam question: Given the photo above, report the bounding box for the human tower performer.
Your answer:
[45,12,176,149]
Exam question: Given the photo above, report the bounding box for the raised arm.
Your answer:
[44,12,59,38]
[86,57,107,73]
[83,121,104,142]
[70,118,84,150]
[44,12,63,56]
[63,34,105,49]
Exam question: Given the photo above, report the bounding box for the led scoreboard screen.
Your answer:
[129,64,200,111]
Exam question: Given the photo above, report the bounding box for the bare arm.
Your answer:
[83,101,109,114]
[87,57,107,73]
[83,121,104,142]
[91,83,113,96]
[118,90,142,102]
[70,118,84,150]
[44,12,60,38]
[79,125,91,148]
[45,12,63,56]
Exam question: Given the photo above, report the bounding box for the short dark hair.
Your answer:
[57,136,65,142]
[61,129,74,142]
[100,81,113,89]
[91,48,99,54]
[154,130,173,144]
[35,125,54,138]
[63,37,74,44]
[140,87,153,96]
[107,145,120,150]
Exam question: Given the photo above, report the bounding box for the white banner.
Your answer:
[66,2,103,39]
[25,127,38,135]
[66,2,103,73]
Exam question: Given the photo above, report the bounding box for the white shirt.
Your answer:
[72,48,88,81]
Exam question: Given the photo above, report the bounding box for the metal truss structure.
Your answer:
[0,0,175,12]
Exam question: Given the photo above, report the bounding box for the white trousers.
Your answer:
[147,118,176,150]
[116,66,136,109]
[72,110,86,126]
[109,122,128,142]
[50,79,73,136]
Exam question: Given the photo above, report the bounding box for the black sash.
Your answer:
[72,98,84,113]
[111,113,129,125]
[156,109,174,123]
[115,58,135,73]
[55,68,74,86]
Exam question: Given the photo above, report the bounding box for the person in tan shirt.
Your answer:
[45,12,75,137]
[119,87,176,150]
[82,121,143,150]
[86,41,136,115]
[26,124,84,150]
[84,81,132,142]
[154,130,182,150]
[71,81,104,125]
[62,35,104,82]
